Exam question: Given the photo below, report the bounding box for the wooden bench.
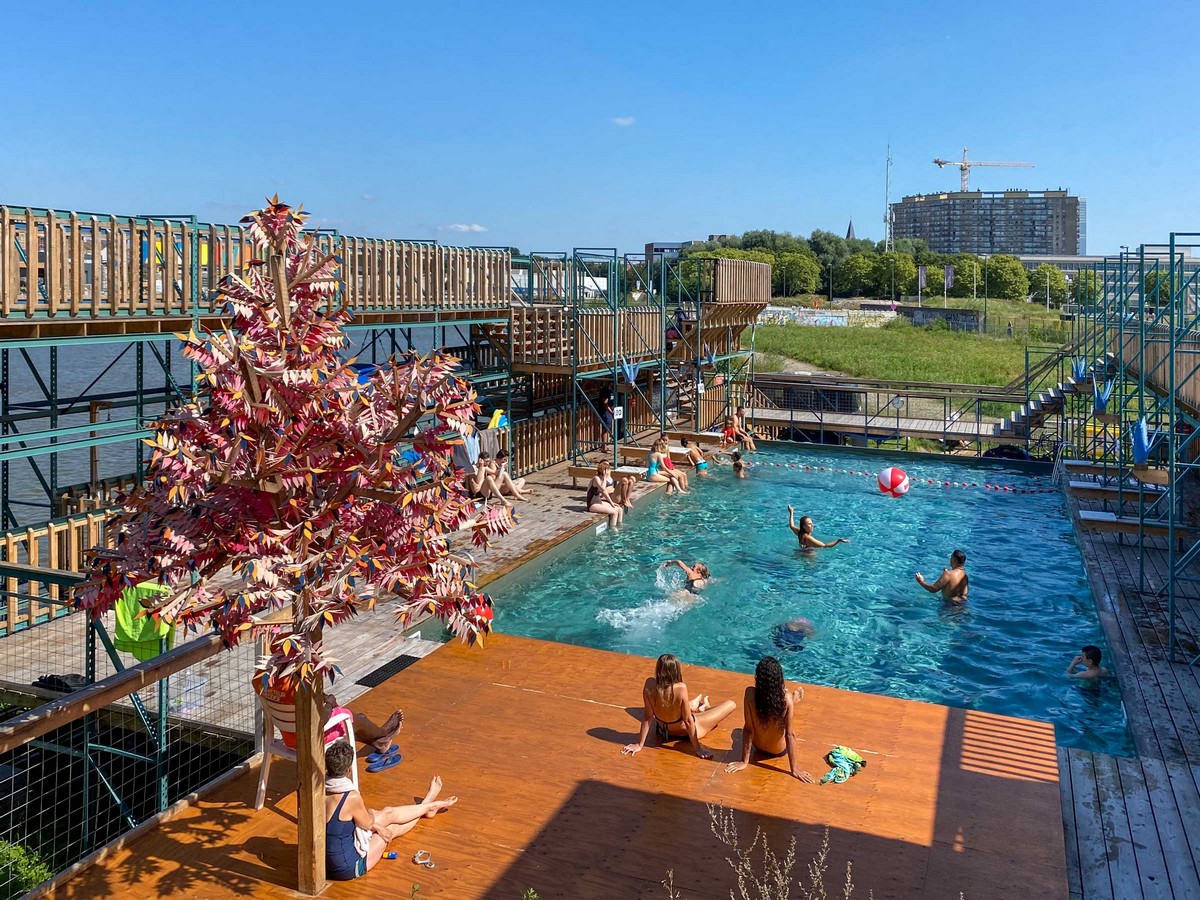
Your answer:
[567,465,647,487]
[1069,480,1167,503]
[1077,509,1194,538]
[665,430,724,447]
[1064,459,1125,478]
[616,444,692,465]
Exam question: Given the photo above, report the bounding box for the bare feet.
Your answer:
[421,776,458,817]
[372,710,404,753]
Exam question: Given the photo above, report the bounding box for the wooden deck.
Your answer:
[52,635,1068,900]
[1063,486,1200,898]
[746,406,1027,445]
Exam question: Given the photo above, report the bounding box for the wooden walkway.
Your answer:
[53,635,1068,900]
[1063,485,1200,898]
[746,406,1027,445]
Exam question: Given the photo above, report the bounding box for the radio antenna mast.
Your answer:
[884,144,894,252]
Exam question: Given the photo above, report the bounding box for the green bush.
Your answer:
[0,842,53,899]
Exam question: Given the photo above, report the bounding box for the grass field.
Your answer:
[750,320,1031,387]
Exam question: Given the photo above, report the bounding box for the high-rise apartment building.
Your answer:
[891,190,1085,255]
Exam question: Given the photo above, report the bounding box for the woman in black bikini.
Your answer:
[587,460,625,528]
[621,653,736,760]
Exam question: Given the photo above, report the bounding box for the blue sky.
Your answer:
[2,1,1194,255]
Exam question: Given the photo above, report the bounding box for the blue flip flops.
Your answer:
[367,751,403,773]
[366,744,399,765]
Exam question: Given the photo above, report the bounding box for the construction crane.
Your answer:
[933,148,1034,191]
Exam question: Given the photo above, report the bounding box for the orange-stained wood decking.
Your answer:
[52,635,1067,900]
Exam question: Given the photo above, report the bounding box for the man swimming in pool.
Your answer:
[787,506,849,550]
[915,549,969,602]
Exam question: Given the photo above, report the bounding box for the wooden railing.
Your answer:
[508,305,664,368]
[711,258,772,305]
[1117,327,1200,415]
[0,207,511,320]
[509,409,605,475]
[0,509,113,634]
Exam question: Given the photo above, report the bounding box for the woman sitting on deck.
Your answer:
[622,653,735,760]
[491,450,531,502]
[646,440,688,494]
[725,656,813,782]
[469,453,512,507]
[587,460,626,529]
[324,742,457,881]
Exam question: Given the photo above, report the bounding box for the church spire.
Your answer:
[846,219,856,241]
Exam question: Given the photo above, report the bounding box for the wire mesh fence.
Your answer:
[0,612,258,899]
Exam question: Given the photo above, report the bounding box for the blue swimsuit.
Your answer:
[327,793,367,880]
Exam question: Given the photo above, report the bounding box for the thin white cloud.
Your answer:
[611,116,636,127]
[361,192,379,201]
[439,223,488,233]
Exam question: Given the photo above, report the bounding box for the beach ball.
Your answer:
[878,467,910,498]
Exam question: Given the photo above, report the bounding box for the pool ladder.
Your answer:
[1051,441,1073,487]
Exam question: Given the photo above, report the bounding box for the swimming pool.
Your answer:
[491,445,1134,757]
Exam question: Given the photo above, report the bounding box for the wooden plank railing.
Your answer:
[0,509,113,634]
[0,207,511,321]
[509,305,664,368]
[1117,327,1200,415]
[712,258,772,305]
[509,409,606,476]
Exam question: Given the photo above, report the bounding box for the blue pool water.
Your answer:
[492,445,1134,757]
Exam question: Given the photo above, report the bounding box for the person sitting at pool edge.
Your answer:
[663,559,710,590]
[725,656,813,783]
[915,549,969,602]
[787,506,849,550]
[587,460,625,529]
[680,437,710,476]
[1066,645,1108,680]
[324,741,457,881]
[734,406,758,451]
[622,653,736,760]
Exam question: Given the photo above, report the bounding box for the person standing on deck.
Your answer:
[915,549,969,602]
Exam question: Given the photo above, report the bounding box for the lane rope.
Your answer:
[752,461,1059,494]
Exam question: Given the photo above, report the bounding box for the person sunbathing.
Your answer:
[469,453,512,507]
[725,656,813,782]
[324,741,457,881]
[647,441,687,494]
[587,460,625,528]
[657,439,690,491]
[491,450,531,501]
[622,653,735,760]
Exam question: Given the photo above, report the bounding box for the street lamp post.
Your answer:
[1046,270,1051,312]
[890,256,896,303]
[982,255,989,333]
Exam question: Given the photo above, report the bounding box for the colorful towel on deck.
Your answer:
[820,745,866,784]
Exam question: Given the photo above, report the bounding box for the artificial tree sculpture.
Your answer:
[75,196,512,891]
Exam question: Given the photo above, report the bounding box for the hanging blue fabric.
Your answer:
[703,344,718,367]
[464,432,481,464]
[348,362,379,385]
[1071,357,1087,382]
[619,355,640,384]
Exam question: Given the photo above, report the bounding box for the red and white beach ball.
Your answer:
[878,467,910,498]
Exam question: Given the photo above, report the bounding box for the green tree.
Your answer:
[1070,269,1101,304]
[1143,269,1174,307]
[807,230,849,273]
[741,229,806,256]
[775,251,821,296]
[1028,264,1068,307]
[868,252,916,299]
[835,253,874,297]
[983,255,1030,301]
[892,237,929,258]
[689,248,774,265]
